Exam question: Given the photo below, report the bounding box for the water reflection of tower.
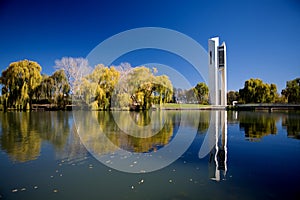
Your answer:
[209,111,227,181]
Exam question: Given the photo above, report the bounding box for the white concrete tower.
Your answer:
[208,37,227,106]
[218,42,227,106]
[208,37,219,105]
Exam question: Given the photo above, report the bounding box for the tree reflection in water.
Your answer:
[238,112,279,141]
[0,110,212,163]
[0,112,42,162]
[76,110,211,156]
[0,112,87,163]
[3,110,298,165]
[81,111,174,154]
[282,112,300,139]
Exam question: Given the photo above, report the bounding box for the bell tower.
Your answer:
[208,37,227,106]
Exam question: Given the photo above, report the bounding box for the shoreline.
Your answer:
[2,103,300,112]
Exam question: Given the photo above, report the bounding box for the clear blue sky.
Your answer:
[0,0,299,91]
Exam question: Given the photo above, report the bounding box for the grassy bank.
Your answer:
[158,103,211,110]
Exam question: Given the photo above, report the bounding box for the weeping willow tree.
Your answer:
[0,60,42,110]
[79,64,120,110]
[114,66,173,110]
[51,70,71,109]
[78,65,173,110]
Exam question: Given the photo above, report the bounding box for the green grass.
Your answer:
[158,103,210,109]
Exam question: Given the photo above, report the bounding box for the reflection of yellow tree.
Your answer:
[76,111,118,155]
[282,113,300,139]
[129,111,151,126]
[167,111,209,134]
[0,112,41,162]
[36,112,70,151]
[56,125,88,161]
[0,112,72,162]
[76,110,210,155]
[77,111,175,155]
[103,111,174,153]
[196,111,210,133]
[239,112,279,141]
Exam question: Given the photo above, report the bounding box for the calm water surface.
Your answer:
[0,110,299,200]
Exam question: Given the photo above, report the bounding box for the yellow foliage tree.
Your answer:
[1,60,42,110]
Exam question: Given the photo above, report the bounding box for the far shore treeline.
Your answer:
[0,58,299,111]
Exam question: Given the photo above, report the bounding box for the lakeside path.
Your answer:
[234,103,300,111]
[8,103,300,111]
[157,104,227,110]
[159,103,300,111]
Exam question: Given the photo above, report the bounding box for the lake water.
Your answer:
[0,110,300,200]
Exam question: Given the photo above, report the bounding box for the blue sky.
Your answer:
[0,0,299,91]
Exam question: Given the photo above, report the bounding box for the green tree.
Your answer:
[34,70,70,109]
[227,90,239,105]
[34,74,54,102]
[239,78,278,103]
[193,82,209,104]
[51,69,70,109]
[281,78,300,104]
[0,60,42,110]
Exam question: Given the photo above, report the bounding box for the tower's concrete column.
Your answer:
[208,37,219,105]
[208,37,227,106]
[218,42,227,106]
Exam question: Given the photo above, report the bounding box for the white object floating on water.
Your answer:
[172,169,176,172]
[138,179,144,184]
[20,188,26,191]
[183,161,187,164]
[11,189,18,193]
[55,170,59,173]
[108,169,112,172]
[50,176,54,178]
[131,185,134,189]
[58,163,62,166]
[60,174,63,177]
[133,161,137,164]
[33,186,38,189]
[189,178,193,182]
[169,179,173,183]
[53,189,58,193]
